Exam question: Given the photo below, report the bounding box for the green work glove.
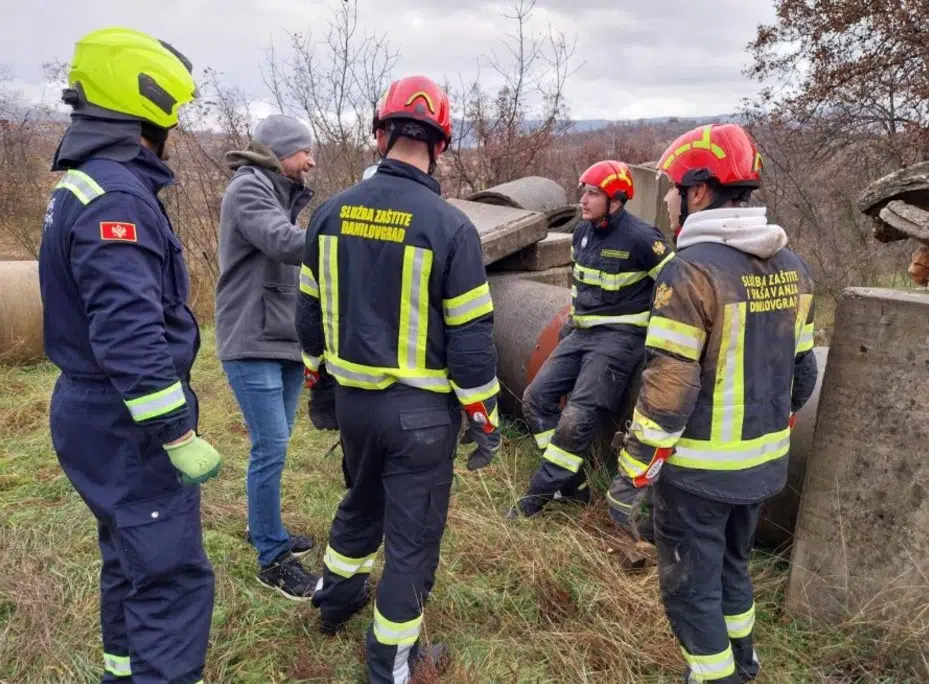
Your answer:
[163,432,222,485]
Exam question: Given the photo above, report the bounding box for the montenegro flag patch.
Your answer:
[100,222,138,242]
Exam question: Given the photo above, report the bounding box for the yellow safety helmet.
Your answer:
[64,27,198,130]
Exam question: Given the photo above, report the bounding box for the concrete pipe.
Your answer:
[487,275,827,547]
[0,260,44,365]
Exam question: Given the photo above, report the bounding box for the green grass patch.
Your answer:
[0,327,925,682]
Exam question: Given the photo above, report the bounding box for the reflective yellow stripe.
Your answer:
[399,246,433,369]
[302,351,322,372]
[725,604,755,639]
[542,444,584,473]
[646,316,706,361]
[323,545,376,579]
[671,428,790,471]
[57,169,106,205]
[299,264,319,298]
[629,408,685,448]
[573,263,648,291]
[373,605,422,646]
[795,294,814,353]
[325,352,451,393]
[533,429,555,449]
[451,377,499,405]
[573,311,650,329]
[681,644,736,681]
[619,448,650,479]
[124,381,186,422]
[319,235,340,355]
[648,252,675,279]
[104,652,131,677]
[443,282,493,326]
[606,489,632,511]
[711,302,746,444]
[489,404,499,428]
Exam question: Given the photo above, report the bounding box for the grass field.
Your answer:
[0,327,924,683]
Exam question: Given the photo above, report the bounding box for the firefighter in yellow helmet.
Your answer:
[38,27,218,682]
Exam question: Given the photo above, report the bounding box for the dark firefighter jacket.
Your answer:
[570,208,674,334]
[38,142,199,447]
[295,159,498,414]
[615,207,817,504]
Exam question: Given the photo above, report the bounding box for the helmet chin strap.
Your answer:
[382,124,438,175]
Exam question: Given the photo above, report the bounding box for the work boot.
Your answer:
[506,493,549,520]
[318,578,372,636]
[554,481,591,506]
[246,528,315,559]
[412,643,452,678]
[257,551,318,601]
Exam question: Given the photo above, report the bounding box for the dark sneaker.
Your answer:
[246,528,316,558]
[413,643,451,678]
[257,552,318,602]
[506,494,549,520]
[319,578,372,636]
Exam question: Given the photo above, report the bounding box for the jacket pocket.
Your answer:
[112,487,205,586]
[598,257,625,305]
[162,231,189,306]
[260,282,299,341]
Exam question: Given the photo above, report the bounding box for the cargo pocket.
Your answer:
[260,282,299,341]
[113,488,204,586]
[399,408,453,449]
[398,408,455,546]
[162,232,189,306]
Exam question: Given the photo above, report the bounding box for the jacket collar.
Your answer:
[124,146,176,195]
[376,158,441,195]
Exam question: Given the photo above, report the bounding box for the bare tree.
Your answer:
[444,0,579,196]
[261,0,399,198]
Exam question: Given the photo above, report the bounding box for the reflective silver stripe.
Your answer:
[674,433,791,464]
[323,546,376,578]
[534,429,554,449]
[319,236,339,354]
[573,264,647,291]
[373,606,422,646]
[646,326,703,359]
[725,605,755,638]
[797,326,814,351]
[402,247,430,369]
[632,421,685,447]
[125,381,186,422]
[327,360,389,388]
[104,653,131,677]
[326,356,451,392]
[451,376,499,404]
[648,252,674,279]
[57,169,106,204]
[720,303,742,443]
[573,311,650,328]
[542,444,584,473]
[392,645,413,684]
[302,352,322,372]
[443,288,492,324]
[299,264,319,297]
[682,647,736,679]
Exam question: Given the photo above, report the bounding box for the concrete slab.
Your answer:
[492,233,573,272]
[487,266,572,290]
[447,198,549,265]
[787,287,929,630]
[628,164,674,242]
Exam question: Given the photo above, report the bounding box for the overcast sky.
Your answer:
[2,0,777,121]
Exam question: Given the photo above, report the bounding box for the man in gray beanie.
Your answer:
[215,114,325,600]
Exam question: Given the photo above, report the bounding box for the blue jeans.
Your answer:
[222,359,305,567]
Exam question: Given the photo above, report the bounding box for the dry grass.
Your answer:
[0,328,926,683]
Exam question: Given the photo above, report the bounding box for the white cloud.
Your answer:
[2,0,778,120]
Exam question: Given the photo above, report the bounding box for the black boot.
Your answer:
[554,480,591,506]
[318,578,372,636]
[506,493,550,520]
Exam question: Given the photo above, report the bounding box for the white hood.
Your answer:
[676,207,788,259]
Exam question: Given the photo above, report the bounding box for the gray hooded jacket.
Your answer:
[214,142,313,362]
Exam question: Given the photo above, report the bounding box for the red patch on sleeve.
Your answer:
[100,222,138,242]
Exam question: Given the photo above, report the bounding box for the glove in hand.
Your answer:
[308,366,338,431]
[163,432,222,485]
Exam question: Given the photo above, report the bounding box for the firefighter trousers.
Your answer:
[312,384,461,684]
[522,327,644,497]
[653,478,761,683]
[50,375,214,684]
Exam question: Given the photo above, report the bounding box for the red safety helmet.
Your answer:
[578,160,635,202]
[657,123,762,189]
[372,75,452,151]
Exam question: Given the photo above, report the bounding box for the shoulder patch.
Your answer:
[654,282,672,309]
[100,222,138,242]
[652,240,667,256]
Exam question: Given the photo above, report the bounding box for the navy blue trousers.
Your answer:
[50,376,214,684]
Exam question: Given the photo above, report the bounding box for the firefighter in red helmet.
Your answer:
[606,123,818,682]
[509,160,673,520]
[296,75,498,683]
